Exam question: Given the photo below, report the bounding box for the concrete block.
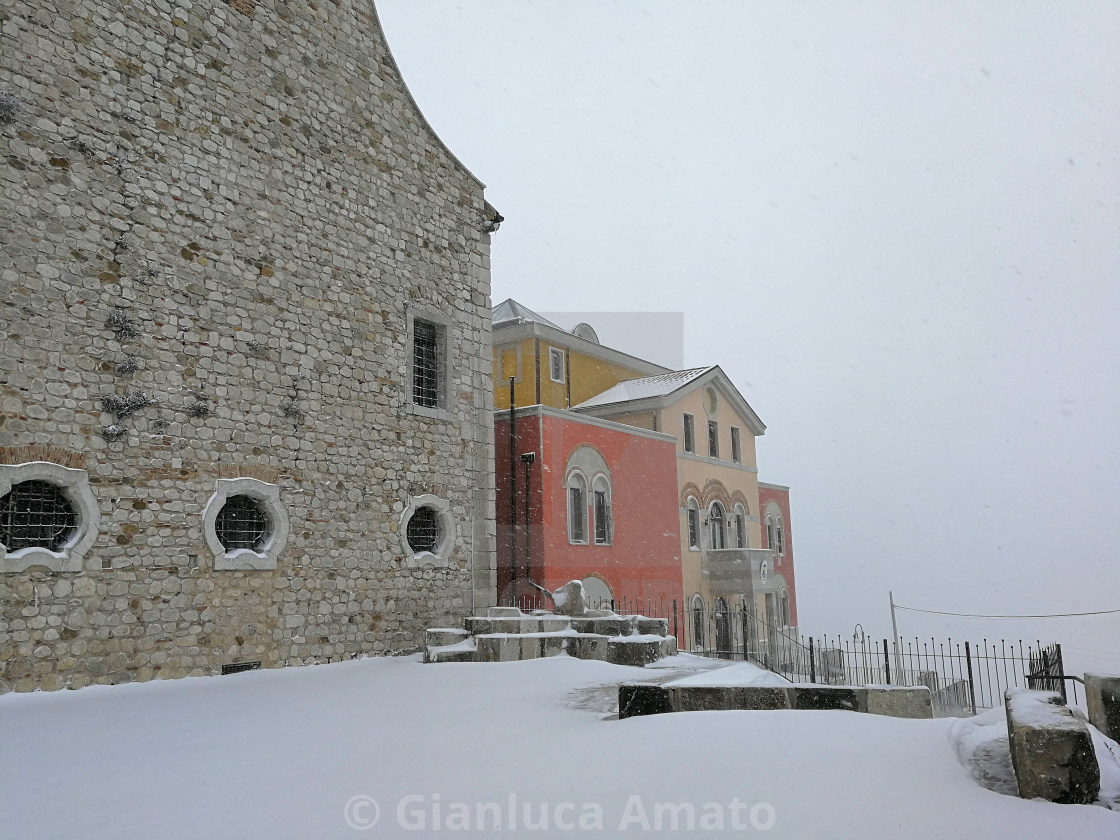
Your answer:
[487,607,523,618]
[865,686,933,719]
[464,617,492,636]
[608,637,662,667]
[539,635,568,658]
[670,686,793,712]
[1005,688,1100,804]
[567,634,611,661]
[538,617,570,633]
[791,686,860,712]
[519,635,542,660]
[425,628,468,647]
[1085,673,1120,741]
[424,646,475,664]
[474,635,522,663]
[637,618,669,636]
[619,683,673,719]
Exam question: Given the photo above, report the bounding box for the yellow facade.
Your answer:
[492,336,652,411]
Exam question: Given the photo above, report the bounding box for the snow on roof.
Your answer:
[491,298,562,330]
[572,366,715,408]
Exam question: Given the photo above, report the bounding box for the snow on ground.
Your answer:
[3,654,1119,839]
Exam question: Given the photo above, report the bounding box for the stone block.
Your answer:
[539,635,568,658]
[425,628,468,647]
[567,634,611,661]
[607,637,662,667]
[475,635,522,663]
[1005,688,1100,805]
[1085,673,1120,741]
[792,686,861,712]
[464,617,492,636]
[519,635,543,661]
[552,580,587,616]
[487,607,522,618]
[637,617,669,636]
[669,686,793,712]
[865,686,933,719]
[619,683,673,719]
[424,646,475,664]
[658,636,679,657]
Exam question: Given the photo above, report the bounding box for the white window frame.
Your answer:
[0,462,99,573]
[733,503,748,549]
[591,474,612,545]
[406,307,453,419]
[682,413,695,454]
[709,501,726,550]
[548,347,565,384]
[686,496,701,551]
[399,493,456,568]
[567,471,588,545]
[203,478,290,570]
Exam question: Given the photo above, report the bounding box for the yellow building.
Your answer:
[491,299,666,411]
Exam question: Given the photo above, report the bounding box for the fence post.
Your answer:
[883,639,891,685]
[672,599,678,648]
[809,636,816,684]
[1055,644,1067,703]
[964,641,977,716]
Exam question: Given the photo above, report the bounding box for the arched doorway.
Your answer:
[714,596,731,657]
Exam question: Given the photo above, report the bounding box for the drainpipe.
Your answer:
[509,378,518,596]
[520,452,535,581]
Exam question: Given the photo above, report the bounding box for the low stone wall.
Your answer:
[424,607,678,667]
[618,683,932,720]
[1004,688,1100,805]
[1085,674,1120,742]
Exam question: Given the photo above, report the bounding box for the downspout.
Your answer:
[509,378,518,594]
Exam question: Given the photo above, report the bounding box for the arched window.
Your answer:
[567,471,588,544]
[766,515,776,551]
[691,594,705,651]
[0,462,99,573]
[780,589,791,627]
[203,478,290,570]
[776,516,785,555]
[733,503,747,549]
[714,596,731,656]
[686,497,701,551]
[709,501,726,550]
[591,474,612,545]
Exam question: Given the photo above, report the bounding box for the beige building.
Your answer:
[575,367,793,640]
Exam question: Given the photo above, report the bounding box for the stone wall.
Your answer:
[0,0,497,691]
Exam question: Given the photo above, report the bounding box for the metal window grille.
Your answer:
[683,414,694,453]
[568,487,585,543]
[215,494,270,551]
[412,319,442,408]
[708,420,719,458]
[0,480,77,551]
[406,506,440,553]
[221,661,261,675]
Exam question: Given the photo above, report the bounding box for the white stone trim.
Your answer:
[202,478,289,570]
[0,462,99,573]
[399,493,455,568]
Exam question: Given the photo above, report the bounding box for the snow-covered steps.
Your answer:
[423,607,678,666]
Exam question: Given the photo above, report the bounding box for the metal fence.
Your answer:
[677,601,1069,717]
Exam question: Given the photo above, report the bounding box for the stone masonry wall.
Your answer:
[0,0,497,691]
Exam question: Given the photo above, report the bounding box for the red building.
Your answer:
[495,405,684,614]
[758,482,798,629]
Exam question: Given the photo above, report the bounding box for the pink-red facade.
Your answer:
[496,407,683,612]
[758,483,798,627]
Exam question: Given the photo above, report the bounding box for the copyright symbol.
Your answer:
[344,795,380,831]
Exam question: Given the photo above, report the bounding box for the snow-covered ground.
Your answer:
[2,654,1119,839]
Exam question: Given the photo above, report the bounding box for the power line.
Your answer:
[894,604,1120,619]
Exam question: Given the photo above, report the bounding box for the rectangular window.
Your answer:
[412,318,444,408]
[708,421,719,458]
[683,414,695,453]
[687,507,700,550]
[593,490,611,544]
[735,514,746,549]
[731,426,741,463]
[569,487,586,543]
[549,347,565,383]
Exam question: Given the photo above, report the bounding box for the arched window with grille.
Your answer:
[0,462,99,573]
[709,501,726,550]
[591,474,612,545]
[686,497,701,551]
[567,471,588,544]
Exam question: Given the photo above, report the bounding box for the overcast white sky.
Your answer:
[377,1,1120,672]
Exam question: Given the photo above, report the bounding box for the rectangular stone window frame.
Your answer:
[548,347,565,383]
[708,420,719,459]
[406,307,454,421]
[682,413,695,454]
[730,426,742,464]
